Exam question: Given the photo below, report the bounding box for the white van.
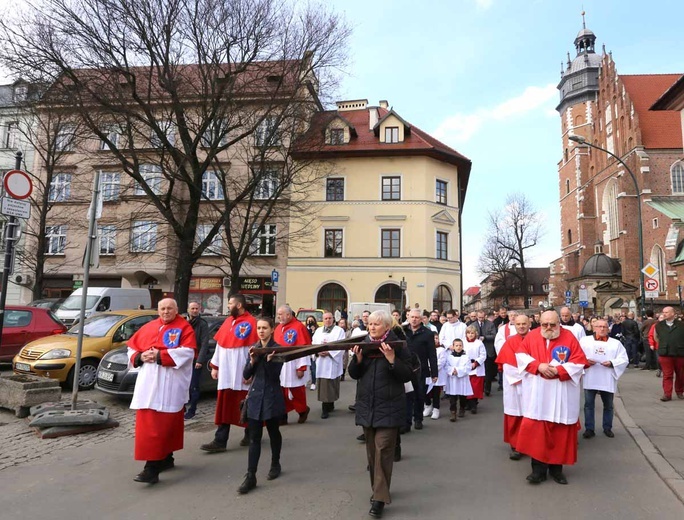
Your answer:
[56,287,152,326]
[348,302,393,320]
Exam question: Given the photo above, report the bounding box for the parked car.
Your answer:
[28,298,66,313]
[296,308,325,327]
[12,310,158,390]
[95,315,228,398]
[0,306,67,362]
[56,287,152,326]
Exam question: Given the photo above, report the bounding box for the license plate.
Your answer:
[15,362,31,372]
[98,370,115,382]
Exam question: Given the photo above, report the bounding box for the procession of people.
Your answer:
[126,296,674,517]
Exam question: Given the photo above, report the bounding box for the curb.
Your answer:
[614,394,684,505]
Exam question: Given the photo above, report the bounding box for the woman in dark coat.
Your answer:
[238,316,285,494]
[349,310,412,518]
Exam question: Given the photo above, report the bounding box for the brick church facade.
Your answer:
[548,21,684,316]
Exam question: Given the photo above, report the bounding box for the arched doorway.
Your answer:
[433,284,452,312]
[317,282,347,313]
[375,283,405,311]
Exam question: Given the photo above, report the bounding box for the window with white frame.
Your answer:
[3,121,18,149]
[329,128,345,145]
[135,164,162,195]
[101,172,121,201]
[254,168,280,200]
[48,173,72,202]
[99,125,121,150]
[150,120,175,147]
[195,224,223,255]
[671,161,684,194]
[324,229,343,257]
[255,116,280,147]
[130,221,157,252]
[201,171,224,200]
[201,118,228,147]
[250,225,276,256]
[45,225,67,255]
[55,124,75,151]
[13,85,27,102]
[384,126,399,143]
[98,225,116,255]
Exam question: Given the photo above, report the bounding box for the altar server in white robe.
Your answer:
[444,338,473,421]
[312,311,347,419]
[580,319,629,439]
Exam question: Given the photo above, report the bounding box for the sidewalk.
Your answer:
[615,367,684,503]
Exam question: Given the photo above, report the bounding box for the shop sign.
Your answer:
[238,277,274,291]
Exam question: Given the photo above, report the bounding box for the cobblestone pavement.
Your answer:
[0,368,218,472]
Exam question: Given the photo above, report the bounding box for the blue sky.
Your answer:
[329,0,684,288]
[2,0,683,290]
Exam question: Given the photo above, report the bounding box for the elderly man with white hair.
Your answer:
[515,310,587,486]
[127,298,197,484]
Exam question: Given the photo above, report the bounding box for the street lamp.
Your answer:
[568,134,645,318]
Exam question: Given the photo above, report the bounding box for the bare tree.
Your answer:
[477,193,543,309]
[0,0,350,308]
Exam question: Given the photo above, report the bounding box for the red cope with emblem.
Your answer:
[213,311,258,348]
[128,315,196,366]
[274,318,310,348]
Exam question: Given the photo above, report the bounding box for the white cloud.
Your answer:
[474,0,494,9]
[433,83,558,144]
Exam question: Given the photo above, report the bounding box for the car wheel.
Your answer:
[66,359,99,390]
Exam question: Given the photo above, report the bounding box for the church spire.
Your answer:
[574,11,596,55]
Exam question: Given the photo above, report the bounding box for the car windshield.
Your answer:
[296,311,323,323]
[67,314,123,337]
[61,295,100,310]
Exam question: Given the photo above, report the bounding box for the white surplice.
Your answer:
[313,325,347,379]
[580,336,628,393]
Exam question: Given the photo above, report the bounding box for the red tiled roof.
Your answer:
[295,106,473,198]
[621,74,683,149]
[464,286,480,296]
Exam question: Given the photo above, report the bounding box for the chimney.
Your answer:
[379,100,389,109]
[369,107,378,130]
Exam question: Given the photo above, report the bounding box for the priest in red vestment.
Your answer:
[274,305,311,423]
[127,298,196,484]
[201,293,258,452]
[515,310,587,485]
[495,314,529,460]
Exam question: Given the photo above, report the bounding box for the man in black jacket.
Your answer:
[474,311,498,395]
[402,309,438,431]
[184,302,210,419]
[621,311,641,368]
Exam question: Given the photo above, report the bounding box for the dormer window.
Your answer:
[14,85,27,102]
[330,128,344,145]
[385,127,399,143]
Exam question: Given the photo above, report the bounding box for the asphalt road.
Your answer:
[1,377,683,520]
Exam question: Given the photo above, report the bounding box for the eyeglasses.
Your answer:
[540,323,559,328]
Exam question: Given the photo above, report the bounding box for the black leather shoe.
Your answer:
[239,434,250,447]
[238,473,257,494]
[266,464,281,480]
[200,440,227,453]
[134,468,159,484]
[356,433,366,442]
[582,429,595,439]
[321,409,329,419]
[369,500,385,518]
[348,404,356,412]
[484,390,491,397]
[297,407,310,424]
[509,450,522,461]
[526,473,547,484]
[414,421,423,430]
[603,429,615,438]
[550,472,568,485]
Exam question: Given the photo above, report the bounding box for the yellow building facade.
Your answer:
[286,100,471,315]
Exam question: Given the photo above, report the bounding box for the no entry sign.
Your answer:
[3,170,33,199]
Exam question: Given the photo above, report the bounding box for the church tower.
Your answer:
[551,13,602,302]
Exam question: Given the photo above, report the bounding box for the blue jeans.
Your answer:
[623,337,639,366]
[584,389,614,432]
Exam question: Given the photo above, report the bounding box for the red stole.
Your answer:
[274,319,310,347]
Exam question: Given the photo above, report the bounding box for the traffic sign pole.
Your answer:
[0,152,23,352]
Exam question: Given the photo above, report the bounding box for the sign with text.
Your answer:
[1,197,30,219]
[238,276,274,292]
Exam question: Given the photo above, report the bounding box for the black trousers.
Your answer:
[484,356,497,392]
[405,374,425,427]
[449,395,467,411]
[247,418,282,474]
[425,386,441,409]
[531,458,563,477]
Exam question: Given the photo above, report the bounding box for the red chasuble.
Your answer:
[515,328,587,465]
[127,315,196,461]
[210,312,258,426]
